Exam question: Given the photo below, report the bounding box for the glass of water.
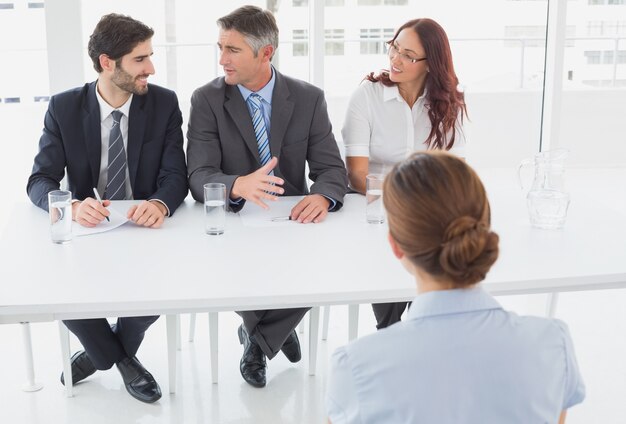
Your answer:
[527,189,570,229]
[366,174,385,224]
[204,183,226,235]
[48,190,72,244]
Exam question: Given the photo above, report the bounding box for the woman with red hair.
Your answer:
[342,18,468,329]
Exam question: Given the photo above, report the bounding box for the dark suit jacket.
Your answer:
[27,82,188,214]
[186,70,348,213]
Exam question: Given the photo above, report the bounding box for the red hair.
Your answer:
[367,18,467,150]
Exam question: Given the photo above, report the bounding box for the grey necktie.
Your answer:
[247,94,271,166]
[104,110,128,200]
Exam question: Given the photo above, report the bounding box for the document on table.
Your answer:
[72,206,129,236]
[238,196,303,228]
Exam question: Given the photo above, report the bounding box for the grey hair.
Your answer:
[217,5,279,58]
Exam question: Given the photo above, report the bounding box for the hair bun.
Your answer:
[439,216,499,286]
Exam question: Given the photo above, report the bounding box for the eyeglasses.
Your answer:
[386,42,427,64]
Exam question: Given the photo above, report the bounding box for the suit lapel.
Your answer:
[224,84,261,163]
[268,72,294,163]
[127,93,147,189]
[83,82,102,186]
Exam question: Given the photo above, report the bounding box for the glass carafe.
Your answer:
[518,149,570,229]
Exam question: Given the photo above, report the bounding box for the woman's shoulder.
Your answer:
[351,78,385,100]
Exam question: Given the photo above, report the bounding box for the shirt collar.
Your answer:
[237,66,276,105]
[95,81,133,122]
[382,83,428,105]
[407,285,502,320]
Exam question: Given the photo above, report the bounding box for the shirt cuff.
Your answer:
[344,144,370,158]
[321,194,337,211]
[149,199,171,217]
[230,197,244,206]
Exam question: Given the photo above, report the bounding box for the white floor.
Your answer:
[1,291,626,423]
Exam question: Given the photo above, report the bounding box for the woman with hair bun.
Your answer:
[342,18,468,329]
[326,152,584,424]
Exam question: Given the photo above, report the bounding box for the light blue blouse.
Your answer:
[326,286,585,424]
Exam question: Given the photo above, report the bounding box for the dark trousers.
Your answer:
[372,302,409,330]
[63,316,159,370]
[238,308,309,359]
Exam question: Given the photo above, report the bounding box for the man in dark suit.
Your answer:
[187,6,348,388]
[27,14,187,403]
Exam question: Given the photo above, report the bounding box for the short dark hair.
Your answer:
[217,6,278,58]
[88,13,154,73]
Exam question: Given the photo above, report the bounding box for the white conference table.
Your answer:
[2,168,626,395]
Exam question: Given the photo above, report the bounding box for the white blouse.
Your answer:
[341,80,467,175]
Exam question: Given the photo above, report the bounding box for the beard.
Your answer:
[112,64,149,95]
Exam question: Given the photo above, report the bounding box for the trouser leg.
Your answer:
[372,302,409,330]
[63,315,159,369]
[237,308,309,359]
[62,318,126,370]
[113,315,159,358]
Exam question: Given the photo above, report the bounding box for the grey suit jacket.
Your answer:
[186,70,348,212]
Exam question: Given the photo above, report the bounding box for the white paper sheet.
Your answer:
[72,206,129,236]
[238,196,304,228]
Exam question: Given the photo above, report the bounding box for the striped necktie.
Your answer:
[247,93,271,166]
[104,110,128,200]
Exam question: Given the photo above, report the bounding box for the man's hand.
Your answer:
[127,200,166,228]
[72,198,111,227]
[231,157,285,209]
[290,194,331,224]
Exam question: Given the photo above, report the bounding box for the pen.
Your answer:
[270,216,292,222]
[92,187,110,222]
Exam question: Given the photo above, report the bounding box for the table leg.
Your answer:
[321,306,330,341]
[348,305,359,341]
[545,292,559,318]
[209,312,218,384]
[308,307,320,376]
[188,313,197,342]
[20,322,43,392]
[165,315,177,394]
[176,315,182,351]
[58,322,73,397]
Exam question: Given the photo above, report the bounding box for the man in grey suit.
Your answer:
[187,6,348,388]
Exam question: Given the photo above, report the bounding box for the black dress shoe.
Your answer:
[60,350,97,386]
[238,325,267,388]
[281,330,302,363]
[116,357,162,403]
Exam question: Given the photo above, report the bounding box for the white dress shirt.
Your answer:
[326,286,585,424]
[342,80,467,175]
[94,85,133,200]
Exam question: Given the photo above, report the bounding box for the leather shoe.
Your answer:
[60,350,96,386]
[280,330,302,363]
[238,325,267,388]
[116,357,162,403]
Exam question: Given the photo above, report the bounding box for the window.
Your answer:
[590,0,626,4]
[357,0,408,4]
[585,50,602,64]
[325,29,344,55]
[293,29,308,56]
[588,20,626,36]
[294,0,345,6]
[585,49,626,64]
[505,25,576,47]
[360,28,394,54]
